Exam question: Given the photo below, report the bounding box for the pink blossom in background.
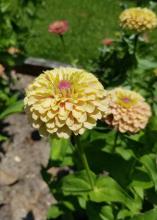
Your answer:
[48,20,69,35]
[0,64,5,76]
[7,47,20,55]
[102,38,113,46]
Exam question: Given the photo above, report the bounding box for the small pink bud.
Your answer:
[102,38,113,46]
[48,20,69,35]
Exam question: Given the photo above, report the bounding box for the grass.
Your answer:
[25,0,157,67]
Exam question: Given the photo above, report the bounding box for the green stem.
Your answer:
[112,130,119,153]
[59,34,66,51]
[133,34,139,55]
[130,34,139,89]
[136,0,142,6]
[129,158,137,180]
[74,135,94,190]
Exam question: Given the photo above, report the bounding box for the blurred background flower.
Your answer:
[102,38,113,46]
[48,20,69,35]
[7,47,21,55]
[104,88,152,133]
[120,7,157,32]
[0,64,5,76]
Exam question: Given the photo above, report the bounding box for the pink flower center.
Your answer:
[58,80,71,90]
[122,97,130,103]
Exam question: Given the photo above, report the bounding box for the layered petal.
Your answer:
[24,67,109,138]
[120,7,157,32]
[103,88,152,133]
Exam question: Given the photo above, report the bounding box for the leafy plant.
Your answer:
[0,74,24,141]
[0,0,45,142]
[40,3,157,220]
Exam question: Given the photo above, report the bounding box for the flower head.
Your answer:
[48,20,69,35]
[103,88,151,133]
[7,47,20,55]
[0,64,5,76]
[120,8,157,32]
[102,38,113,46]
[24,67,109,139]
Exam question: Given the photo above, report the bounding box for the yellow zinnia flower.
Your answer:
[120,7,157,32]
[103,88,152,133]
[24,67,109,139]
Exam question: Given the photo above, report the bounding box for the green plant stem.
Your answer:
[112,130,119,153]
[129,158,137,180]
[130,34,139,89]
[74,135,94,190]
[59,34,66,51]
[133,34,139,55]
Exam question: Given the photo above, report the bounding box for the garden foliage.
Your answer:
[1,0,157,220]
[43,2,157,220]
[0,0,45,142]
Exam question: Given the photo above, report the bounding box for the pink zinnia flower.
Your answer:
[102,38,113,46]
[48,20,69,35]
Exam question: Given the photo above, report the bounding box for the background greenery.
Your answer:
[25,0,157,67]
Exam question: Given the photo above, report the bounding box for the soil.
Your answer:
[0,73,54,220]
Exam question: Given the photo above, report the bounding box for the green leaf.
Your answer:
[87,202,114,220]
[61,170,95,195]
[62,200,75,211]
[131,168,153,190]
[0,100,24,120]
[138,58,157,70]
[87,149,133,187]
[49,136,72,165]
[47,205,63,219]
[117,209,132,219]
[100,206,114,220]
[89,176,140,213]
[129,173,151,201]
[127,131,144,142]
[140,154,157,191]
[78,196,87,209]
[149,116,157,131]
[130,208,157,220]
[0,134,7,142]
[116,146,134,160]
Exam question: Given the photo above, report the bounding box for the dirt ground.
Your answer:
[0,73,54,220]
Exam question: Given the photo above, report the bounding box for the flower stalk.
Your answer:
[133,33,139,55]
[59,34,66,51]
[130,33,139,89]
[112,130,119,153]
[74,135,94,190]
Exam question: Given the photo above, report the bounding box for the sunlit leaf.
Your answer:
[47,205,63,219]
[89,176,140,213]
[130,208,157,220]
[87,202,114,220]
[49,136,73,165]
[0,100,24,120]
[61,170,95,195]
[140,154,157,191]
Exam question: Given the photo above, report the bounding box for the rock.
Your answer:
[0,204,12,220]
[1,114,50,180]
[10,175,53,220]
[0,169,18,186]
[0,74,55,220]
